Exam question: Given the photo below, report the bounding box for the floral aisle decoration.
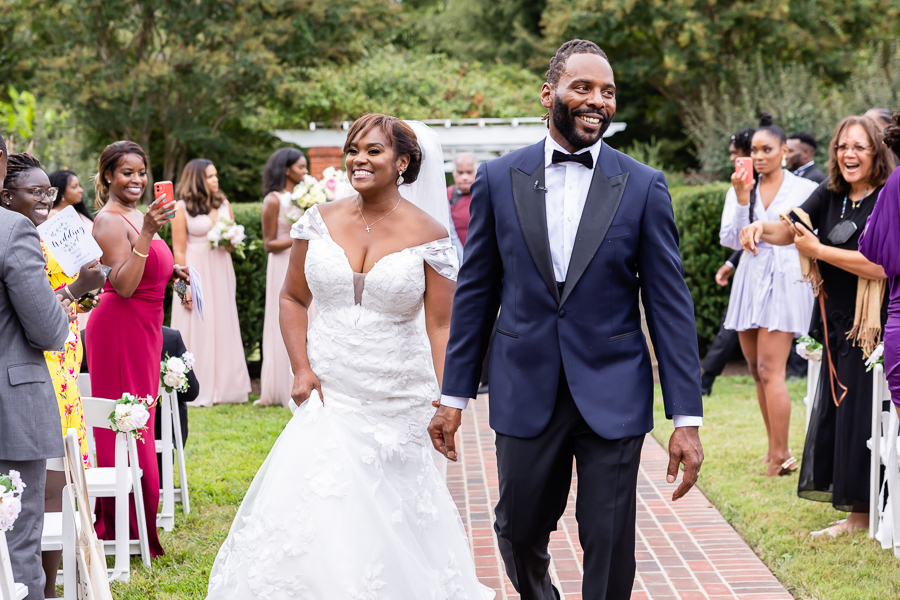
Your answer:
[0,471,24,531]
[207,216,249,258]
[160,352,195,394]
[865,342,885,372]
[795,335,823,362]
[109,393,157,442]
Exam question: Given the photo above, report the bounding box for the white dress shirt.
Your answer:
[441,135,701,428]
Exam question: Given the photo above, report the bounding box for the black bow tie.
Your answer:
[551,149,594,170]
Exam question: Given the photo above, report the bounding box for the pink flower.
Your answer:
[325,178,337,191]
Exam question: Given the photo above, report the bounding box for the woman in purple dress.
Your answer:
[859,111,900,417]
[88,141,189,558]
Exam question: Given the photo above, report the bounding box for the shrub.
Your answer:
[670,183,733,354]
[159,203,268,371]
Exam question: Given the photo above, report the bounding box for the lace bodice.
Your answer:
[290,205,458,404]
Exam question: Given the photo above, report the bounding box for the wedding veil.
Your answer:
[398,121,453,237]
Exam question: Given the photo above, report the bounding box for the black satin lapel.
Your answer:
[560,169,630,306]
[510,163,559,303]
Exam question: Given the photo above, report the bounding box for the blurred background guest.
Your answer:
[170,158,250,407]
[0,136,72,600]
[859,111,900,417]
[702,127,755,394]
[722,113,819,477]
[48,169,93,226]
[258,148,307,408]
[786,132,826,183]
[447,153,475,261]
[50,169,96,332]
[88,140,186,559]
[1,153,106,597]
[744,115,893,535]
[866,107,899,169]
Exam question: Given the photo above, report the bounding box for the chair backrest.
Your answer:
[79,373,92,398]
[81,396,118,431]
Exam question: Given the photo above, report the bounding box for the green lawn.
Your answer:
[651,376,900,600]
[106,380,900,599]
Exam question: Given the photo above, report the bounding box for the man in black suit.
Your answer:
[155,326,198,455]
[786,132,826,183]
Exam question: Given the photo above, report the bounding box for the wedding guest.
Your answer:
[258,148,307,407]
[744,115,893,535]
[50,170,96,332]
[0,136,72,600]
[721,113,819,476]
[702,127,755,394]
[786,132,827,183]
[170,158,250,407]
[866,107,898,169]
[859,111,900,418]
[447,153,475,247]
[88,140,187,558]
[48,169,93,226]
[1,154,107,597]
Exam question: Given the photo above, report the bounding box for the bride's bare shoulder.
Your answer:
[402,201,451,246]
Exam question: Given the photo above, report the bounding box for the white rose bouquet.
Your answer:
[866,342,885,372]
[795,335,823,362]
[289,167,353,216]
[159,352,195,394]
[0,470,24,532]
[207,216,247,256]
[109,393,157,442]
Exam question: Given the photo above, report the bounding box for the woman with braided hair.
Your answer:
[721,113,819,477]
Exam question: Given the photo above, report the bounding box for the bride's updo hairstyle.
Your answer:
[343,114,422,184]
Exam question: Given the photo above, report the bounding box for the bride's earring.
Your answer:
[396,171,404,186]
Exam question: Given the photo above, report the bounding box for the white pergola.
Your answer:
[273,117,626,171]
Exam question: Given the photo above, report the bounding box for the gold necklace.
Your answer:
[356,196,402,233]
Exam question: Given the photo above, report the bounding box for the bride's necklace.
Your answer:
[356,195,402,233]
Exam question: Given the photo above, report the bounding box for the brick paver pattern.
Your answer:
[446,395,793,600]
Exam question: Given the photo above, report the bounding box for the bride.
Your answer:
[206,115,494,600]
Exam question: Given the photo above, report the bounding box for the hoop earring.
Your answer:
[396,171,405,186]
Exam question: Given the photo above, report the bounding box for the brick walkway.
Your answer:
[446,395,793,600]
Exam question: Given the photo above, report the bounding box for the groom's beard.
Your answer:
[552,97,614,150]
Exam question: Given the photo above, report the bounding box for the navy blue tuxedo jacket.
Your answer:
[442,140,703,439]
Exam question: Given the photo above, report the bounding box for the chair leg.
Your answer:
[61,486,77,599]
[158,392,175,532]
[128,435,152,568]
[870,369,884,538]
[112,436,130,582]
[171,402,190,515]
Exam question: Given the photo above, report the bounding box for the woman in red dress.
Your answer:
[87,141,188,557]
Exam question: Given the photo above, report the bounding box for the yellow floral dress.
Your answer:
[41,243,90,468]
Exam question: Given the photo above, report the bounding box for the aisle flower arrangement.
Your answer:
[160,352,195,394]
[795,335,823,362]
[0,471,24,531]
[865,342,885,372]
[109,393,157,441]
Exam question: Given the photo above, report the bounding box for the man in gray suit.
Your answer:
[0,134,72,599]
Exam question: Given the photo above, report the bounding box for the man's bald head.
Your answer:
[453,153,476,195]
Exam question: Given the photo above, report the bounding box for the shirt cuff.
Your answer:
[673,415,703,428]
[725,260,735,269]
[440,395,470,410]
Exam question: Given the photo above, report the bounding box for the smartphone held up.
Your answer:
[154,180,176,220]
[734,158,753,187]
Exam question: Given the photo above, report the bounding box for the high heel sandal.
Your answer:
[777,456,798,475]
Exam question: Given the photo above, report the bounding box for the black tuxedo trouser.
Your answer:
[494,370,644,600]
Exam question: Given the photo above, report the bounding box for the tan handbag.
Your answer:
[64,448,114,600]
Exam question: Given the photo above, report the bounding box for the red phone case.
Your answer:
[734,159,753,186]
[154,181,175,205]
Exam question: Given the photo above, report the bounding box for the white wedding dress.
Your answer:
[207,205,494,600]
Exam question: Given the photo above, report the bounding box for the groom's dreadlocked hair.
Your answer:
[542,40,610,123]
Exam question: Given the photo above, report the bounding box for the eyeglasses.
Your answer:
[5,186,59,202]
[834,144,872,154]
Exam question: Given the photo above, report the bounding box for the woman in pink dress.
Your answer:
[88,141,188,558]
[257,148,308,407]
[170,159,251,406]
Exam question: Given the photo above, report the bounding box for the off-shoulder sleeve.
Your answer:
[860,173,900,276]
[410,237,459,281]
[290,205,328,241]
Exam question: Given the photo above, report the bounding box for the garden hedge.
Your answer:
[159,184,732,372]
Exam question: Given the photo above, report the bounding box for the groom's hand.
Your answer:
[428,405,462,462]
[666,426,704,501]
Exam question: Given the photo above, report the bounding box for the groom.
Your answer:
[429,40,704,600]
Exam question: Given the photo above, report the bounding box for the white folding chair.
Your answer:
[81,397,151,580]
[78,373,91,398]
[156,388,190,531]
[870,364,890,536]
[804,359,821,432]
[40,433,79,600]
[0,530,28,600]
